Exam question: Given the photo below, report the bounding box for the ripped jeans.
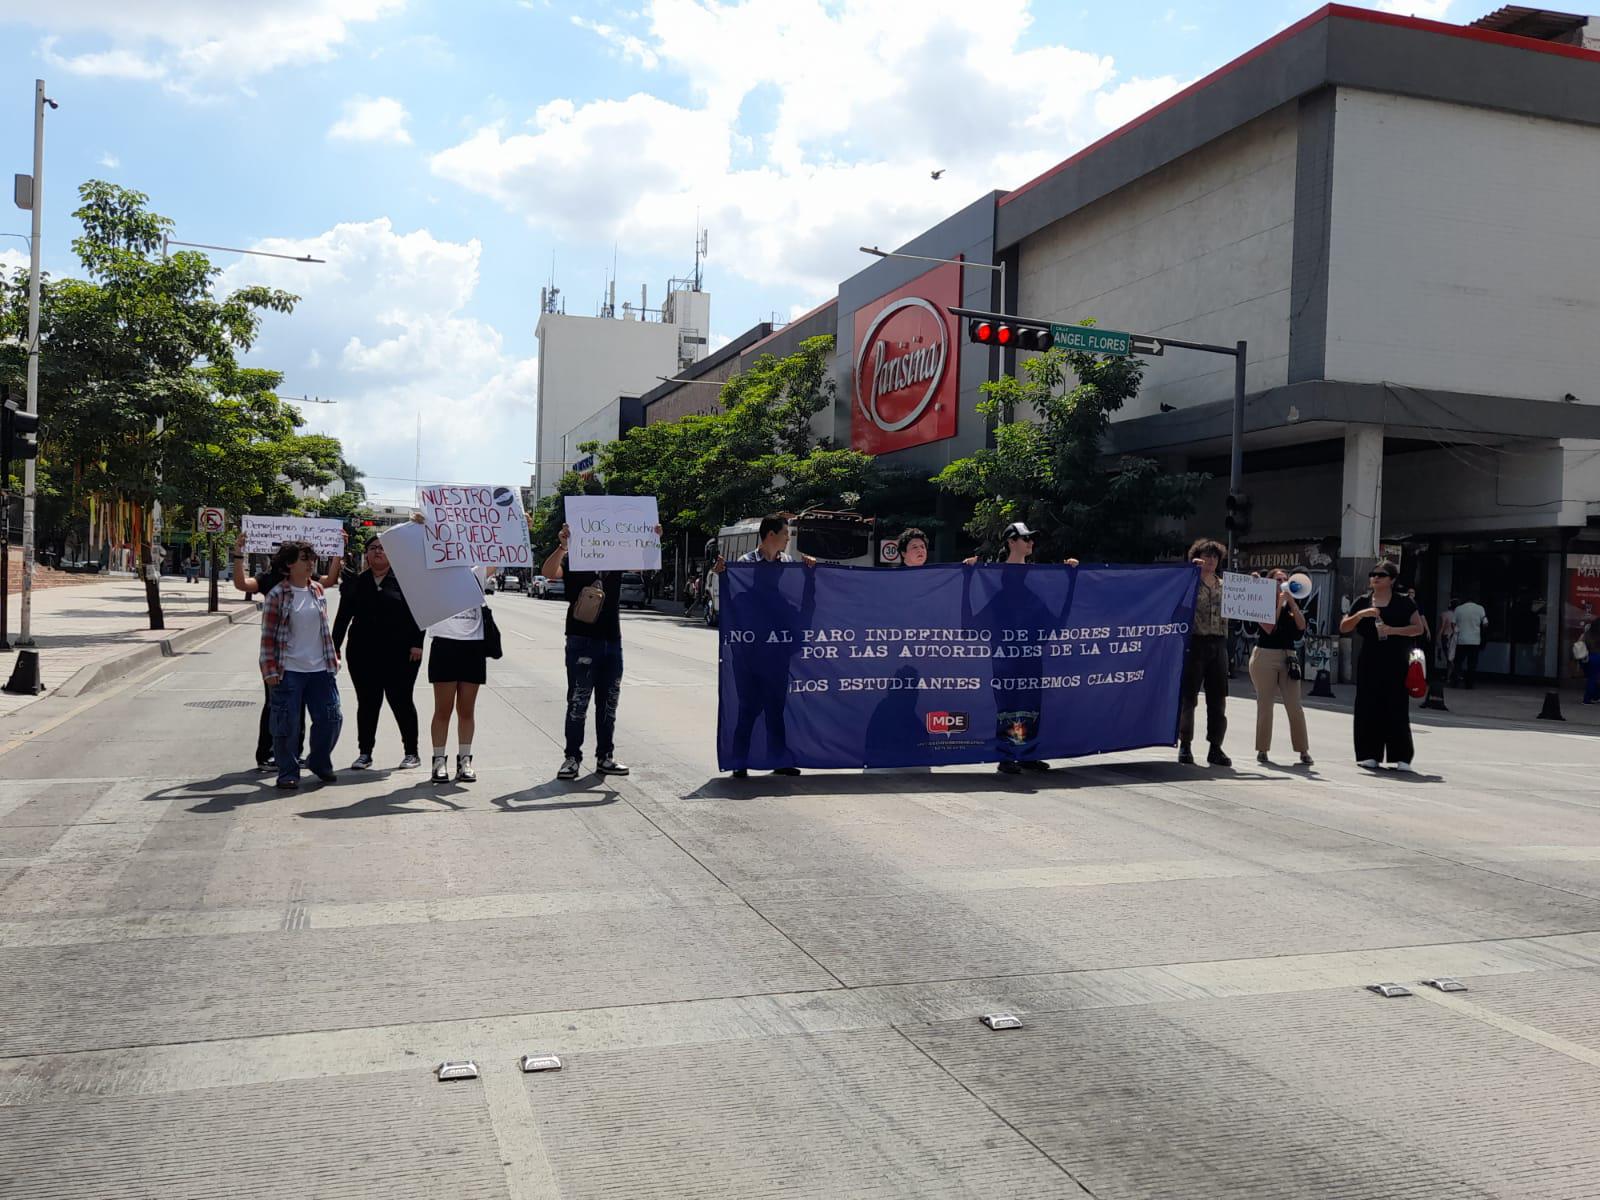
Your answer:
[564,635,624,762]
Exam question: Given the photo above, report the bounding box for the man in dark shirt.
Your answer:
[541,519,660,781]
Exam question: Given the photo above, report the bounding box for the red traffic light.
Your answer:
[968,319,994,344]
[995,324,1014,346]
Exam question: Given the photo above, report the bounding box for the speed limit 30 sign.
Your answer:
[198,507,226,534]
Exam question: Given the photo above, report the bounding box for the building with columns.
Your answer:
[821,4,1600,683]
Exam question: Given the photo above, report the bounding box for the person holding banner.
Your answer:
[233,528,345,771]
[1179,538,1231,767]
[1249,569,1313,767]
[332,537,426,771]
[258,541,344,789]
[896,528,929,567]
[1340,560,1425,771]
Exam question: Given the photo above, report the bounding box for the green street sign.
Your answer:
[1050,324,1131,356]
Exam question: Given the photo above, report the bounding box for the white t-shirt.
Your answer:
[428,566,488,642]
[282,586,327,673]
[1454,601,1487,646]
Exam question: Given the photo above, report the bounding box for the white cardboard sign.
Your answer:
[1221,571,1279,623]
[565,495,662,571]
[418,484,532,570]
[242,514,344,556]
[376,522,486,629]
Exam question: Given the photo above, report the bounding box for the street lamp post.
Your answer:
[15,80,55,648]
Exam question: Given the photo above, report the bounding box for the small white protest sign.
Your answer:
[242,514,345,556]
[1221,571,1280,623]
[377,521,486,629]
[418,484,532,570]
[565,496,662,571]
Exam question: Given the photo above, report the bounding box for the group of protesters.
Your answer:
[231,505,1429,788]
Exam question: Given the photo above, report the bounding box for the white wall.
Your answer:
[534,314,681,498]
[1017,104,1297,419]
[563,399,621,467]
[1325,90,1600,402]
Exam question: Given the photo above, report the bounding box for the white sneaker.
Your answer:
[1357,759,1380,769]
[431,755,450,783]
[1393,761,1414,773]
[557,756,580,780]
[455,755,476,784]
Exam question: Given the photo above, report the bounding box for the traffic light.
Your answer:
[968,319,1053,352]
[1,398,40,469]
[1225,491,1252,537]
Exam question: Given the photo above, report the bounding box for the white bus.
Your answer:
[703,510,876,626]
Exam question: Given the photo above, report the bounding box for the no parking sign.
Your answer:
[198,507,226,534]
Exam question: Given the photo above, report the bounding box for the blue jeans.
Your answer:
[564,636,623,761]
[1585,655,1600,704]
[272,670,342,782]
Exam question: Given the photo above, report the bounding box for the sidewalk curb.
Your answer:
[52,605,259,699]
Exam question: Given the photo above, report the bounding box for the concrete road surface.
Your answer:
[4,593,1600,1198]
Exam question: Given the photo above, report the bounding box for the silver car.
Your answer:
[620,572,647,608]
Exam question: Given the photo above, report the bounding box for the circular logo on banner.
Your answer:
[198,507,225,533]
[492,486,516,509]
[854,297,949,434]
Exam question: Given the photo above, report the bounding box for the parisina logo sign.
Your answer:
[852,261,961,455]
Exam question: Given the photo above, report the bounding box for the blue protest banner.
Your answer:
[716,562,1197,771]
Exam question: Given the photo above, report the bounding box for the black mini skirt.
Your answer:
[428,636,487,685]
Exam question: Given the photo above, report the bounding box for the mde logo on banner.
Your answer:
[852,261,960,455]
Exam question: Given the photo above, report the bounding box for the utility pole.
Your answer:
[17,79,52,647]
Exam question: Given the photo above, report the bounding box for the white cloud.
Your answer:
[0,247,30,276]
[97,151,120,168]
[25,0,403,93]
[217,219,536,498]
[432,0,1191,298]
[328,95,413,144]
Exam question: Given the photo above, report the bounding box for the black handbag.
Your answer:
[480,604,504,659]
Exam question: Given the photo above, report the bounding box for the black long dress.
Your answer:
[1349,591,1418,764]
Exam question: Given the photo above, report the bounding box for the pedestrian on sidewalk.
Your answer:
[542,518,660,781]
[1438,600,1458,674]
[259,541,343,790]
[1249,568,1313,767]
[184,555,199,584]
[1340,560,1426,771]
[1580,617,1600,705]
[232,529,345,771]
[1451,594,1488,688]
[1179,538,1231,767]
[331,537,425,771]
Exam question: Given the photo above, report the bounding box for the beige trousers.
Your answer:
[1248,647,1309,754]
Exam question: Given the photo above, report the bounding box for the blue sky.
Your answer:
[0,0,1456,504]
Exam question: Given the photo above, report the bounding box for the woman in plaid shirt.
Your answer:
[260,540,344,789]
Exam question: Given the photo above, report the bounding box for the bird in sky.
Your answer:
[930,169,945,180]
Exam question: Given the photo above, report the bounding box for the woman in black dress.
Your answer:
[332,537,425,770]
[1339,560,1426,771]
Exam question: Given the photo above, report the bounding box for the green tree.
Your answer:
[594,335,878,555]
[0,182,349,629]
[934,341,1205,562]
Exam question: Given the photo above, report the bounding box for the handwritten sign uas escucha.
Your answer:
[565,496,662,571]
[418,484,532,570]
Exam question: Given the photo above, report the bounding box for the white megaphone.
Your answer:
[1284,572,1315,601]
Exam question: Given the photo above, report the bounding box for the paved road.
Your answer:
[4,593,1600,1198]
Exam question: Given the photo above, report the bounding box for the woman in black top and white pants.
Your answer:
[1340,560,1425,771]
[332,537,425,770]
[1248,569,1312,766]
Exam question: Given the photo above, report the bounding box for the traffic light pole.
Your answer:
[950,306,1249,563]
[18,80,49,647]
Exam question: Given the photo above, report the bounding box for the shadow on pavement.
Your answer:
[492,779,620,812]
[141,770,285,814]
[299,782,468,818]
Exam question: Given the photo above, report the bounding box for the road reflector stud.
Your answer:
[1422,977,1468,993]
[521,1054,562,1072]
[437,1060,480,1081]
[1366,983,1413,998]
[980,1013,1023,1030]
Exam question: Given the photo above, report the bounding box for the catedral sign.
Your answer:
[852,261,960,455]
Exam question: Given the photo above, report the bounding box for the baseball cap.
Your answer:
[1003,521,1036,540]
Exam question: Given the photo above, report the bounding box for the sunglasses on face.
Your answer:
[1009,534,1034,542]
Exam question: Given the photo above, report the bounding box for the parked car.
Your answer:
[620,572,647,608]
[483,574,496,595]
[500,572,522,592]
[543,577,565,601]
[529,574,548,598]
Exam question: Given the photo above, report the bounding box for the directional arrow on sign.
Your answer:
[1129,335,1164,357]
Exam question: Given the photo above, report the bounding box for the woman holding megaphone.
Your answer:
[1249,569,1313,767]
[1340,559,1425,771]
